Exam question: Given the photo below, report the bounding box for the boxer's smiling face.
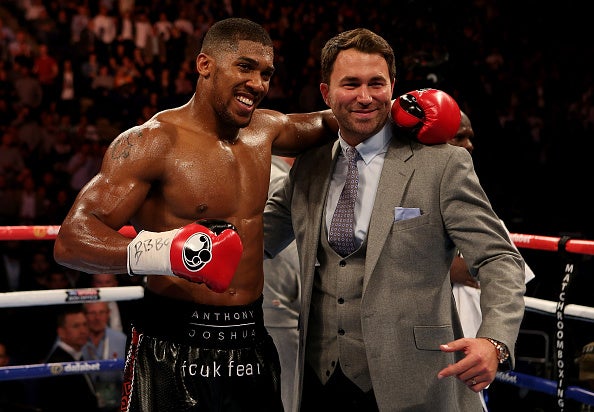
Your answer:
[199,40,275,131]
[320,49,394,146]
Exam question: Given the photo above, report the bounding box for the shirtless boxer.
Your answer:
[53,18,337,411]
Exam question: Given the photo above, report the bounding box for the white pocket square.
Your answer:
[394,207,421,221]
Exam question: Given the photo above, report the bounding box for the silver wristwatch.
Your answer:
[485,338,510,364]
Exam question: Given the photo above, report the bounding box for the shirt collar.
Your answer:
[337,123,392,165]
[57,340,83,360]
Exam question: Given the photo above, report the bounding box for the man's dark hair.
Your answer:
[200,18,273,56]
[56,304,84,328]
[320,28,396,85]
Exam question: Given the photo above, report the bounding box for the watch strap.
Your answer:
[484,337,510,363]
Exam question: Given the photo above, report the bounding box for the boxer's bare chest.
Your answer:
[161,137,272,222]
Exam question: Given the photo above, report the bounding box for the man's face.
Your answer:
[206,40,275,129]
[84,303,110,334]
[58,312,89,351]
[448,121,474,153]
[320,49,394,144]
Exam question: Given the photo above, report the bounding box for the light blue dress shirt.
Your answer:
[325,123,392,250]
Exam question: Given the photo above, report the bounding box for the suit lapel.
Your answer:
[364,139,414,289]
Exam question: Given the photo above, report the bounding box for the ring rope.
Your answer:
[0,286,144,307]
[524,296,594,322]
[509,233,594,255]
[4,225,594,256]
[0,225,137,241]
[0,359,124,381]
[496,371,594,405]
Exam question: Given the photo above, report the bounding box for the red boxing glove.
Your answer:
[127,219,243,293]
[391,88,461,144]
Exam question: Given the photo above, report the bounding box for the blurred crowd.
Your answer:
[0,0,592,232]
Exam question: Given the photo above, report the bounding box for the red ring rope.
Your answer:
[0,225,137,240]
[2,226,594,256]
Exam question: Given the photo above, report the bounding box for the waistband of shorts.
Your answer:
[134,289,267,349]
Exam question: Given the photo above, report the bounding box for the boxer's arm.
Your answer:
[259,108,338,157]
[54,127,164,274]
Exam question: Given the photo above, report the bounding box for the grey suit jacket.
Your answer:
[264,128,526,412]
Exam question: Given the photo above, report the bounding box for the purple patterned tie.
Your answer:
[329,146,360,256]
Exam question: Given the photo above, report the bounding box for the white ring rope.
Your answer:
[525,296,594,322]
[0,286,144,307]
[3,287,594,324]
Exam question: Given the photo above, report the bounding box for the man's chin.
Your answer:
[236,117,252,129]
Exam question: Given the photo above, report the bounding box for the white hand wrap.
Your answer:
[127,229,179,276]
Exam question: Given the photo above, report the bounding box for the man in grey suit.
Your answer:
[263,28,526,411]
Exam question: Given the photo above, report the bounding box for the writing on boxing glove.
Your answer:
[127,219,243,293]
[391,88,461,144]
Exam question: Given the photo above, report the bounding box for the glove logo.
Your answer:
[182,233,212,271]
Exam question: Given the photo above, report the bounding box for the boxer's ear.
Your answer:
[196,53,212,78]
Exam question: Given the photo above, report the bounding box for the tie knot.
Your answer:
[345,146,359,163]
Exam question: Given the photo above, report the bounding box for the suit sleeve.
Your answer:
[441,147,526,367]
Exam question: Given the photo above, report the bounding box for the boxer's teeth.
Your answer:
[237,96,253,106]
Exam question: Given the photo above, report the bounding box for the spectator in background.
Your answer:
[36,305,99,412]
[21,244,52,291]
[83,301,127,412]
[0,127,26,187]
[70,5,91,46]
[0,240,26,293]
[8,29,33,64]
[66,140,102,193]
[153,11,173,43]
[0,16,16,61]
[90,273,126,333]
[57,58,78,115]
[13,105,45,155]
[263,156,301,412]
[92,5,117,63]
[133,10,153,57]
[173,9,194,36]
[80,52,101,95]
[12,59,42,111]
[15,174,44,225]
[0,174,19,225]
[116,9,135,56]
[91,64,115,104]
[0,67,17,127]
[32,44,59,106]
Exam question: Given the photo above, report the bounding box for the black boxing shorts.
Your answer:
[120,290,283,411]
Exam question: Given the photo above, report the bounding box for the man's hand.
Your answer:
[437,337,500,392]
[450,255,480,288]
